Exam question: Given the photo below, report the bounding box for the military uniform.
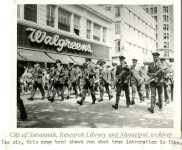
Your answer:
[27,63,45,100]
[112,56,131,109]
[169,58,174,101]
[98,63,112,102]
[147,52,166,113]
[77,59,96,105]
[130,59,145,104]
[46,67,55,99]
[110,64,117,98]
[67,63,79,99]
[48,60,65,102]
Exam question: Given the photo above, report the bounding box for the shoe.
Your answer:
[67,96,70,99]
[60,98,64,101]
[77,100,83,105]
[41,97,45,100]
[27,97,33,101]
[112,104,118,109]
[130,101,135,105]
[159,108,163,111]
[48,97,54,102]
[126,105,129,108]
[111,95,113,98]
[109,96,112,100]
[98,99,103,102]
[148,108,154,113]
[156,102,159,107]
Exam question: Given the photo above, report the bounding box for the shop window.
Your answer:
[93,23,101,41]
[115,22,120,34]
[58,8,71,32]
[86,20,91,39]
[115,7,120,17]
[46,5,55,27]
[103,27,107,43]
[163,6,168,13]
[74,15,80,36]
[115,40,120,53]
[163,33,169,39]
[24,4,37,22]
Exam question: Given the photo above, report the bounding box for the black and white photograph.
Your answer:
[16,4,176,129]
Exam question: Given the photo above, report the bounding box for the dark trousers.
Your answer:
[17,85,27,119]
[164,84,170,103]
[145,84,150,98]
[100,83,111,99]
[131,83,145,102]
[68,81,78,96]
[47,81,53,97]
[150,84,163,109]
[80,80,96,103]
[115,83,130,105]
[30,81,45,98]
[52,82,64,99]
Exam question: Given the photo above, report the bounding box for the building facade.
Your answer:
[17,4,113,66]
[101,5,157,66]
[143,5,174,58]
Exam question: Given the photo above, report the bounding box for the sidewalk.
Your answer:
[17,92,174,128]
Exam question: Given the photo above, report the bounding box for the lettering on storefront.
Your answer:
[26,28,92,53]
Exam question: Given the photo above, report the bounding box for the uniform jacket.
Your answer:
[69,67,78,83]
[116,64,130,85]
[32,67,44,84]
[53,66,65,84]
[100,67,111,85]
[147,61,165,86]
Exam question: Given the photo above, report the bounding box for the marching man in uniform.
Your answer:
[112,55,131,109]
[48,60,65,102]
[77,58,96,105]
[27,62,45,101]
[130,59,145,104]
[147,52,167,113]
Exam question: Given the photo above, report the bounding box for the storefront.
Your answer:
[17,23,110,67]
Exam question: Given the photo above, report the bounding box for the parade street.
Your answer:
[17,91,173,128]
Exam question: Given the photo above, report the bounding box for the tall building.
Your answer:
[143,5,174,58]
[17,4,113,66]
[101,5,157,65]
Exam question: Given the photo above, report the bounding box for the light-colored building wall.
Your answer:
[102,5,157,66]
[142,5,174,58]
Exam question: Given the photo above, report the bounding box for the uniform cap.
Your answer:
[152,52,160,57]
[56,59,61,64]
[85,58,91,62]
[132,59,138,62]
[119,55,125,60]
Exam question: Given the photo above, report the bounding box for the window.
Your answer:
[156,34,158,40]
[86,20,91,39]
[105,7,111,11]
[103,27,107,43]
[74,15,80,36]
[115,40,120,53]
[58,8,71,32]
[24,4,37,22]
[154,16,157,21]
[156,25,158,31]
[163,15,169,22]
[17,5,20,18]
[163,6,168,13]
[93,23,101,41]
[115,22,120,34]
[115,7,120,17]
[156,43,158,48]
[154,7,157,13]
[46,5,55,27]
[164,42,169,48]
[146,8,149,13]
[163,33,169,39]
[150,8,153,14]
[163,24,169,31]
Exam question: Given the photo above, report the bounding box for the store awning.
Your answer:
[18,49,55,63]
[17,53,26,61]
[69,55,85,65]
[46,53,75,64]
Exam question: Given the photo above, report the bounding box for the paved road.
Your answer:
[17,91,173,128]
